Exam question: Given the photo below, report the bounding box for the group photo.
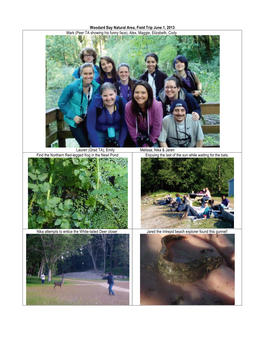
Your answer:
[46,34,220,148]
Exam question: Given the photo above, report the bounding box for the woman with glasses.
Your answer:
[58,63,100,147]
[157,76,201,120]
[72,47,99,80]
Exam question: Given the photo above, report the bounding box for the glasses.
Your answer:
[165,86,177,90]
[84,54,93,57]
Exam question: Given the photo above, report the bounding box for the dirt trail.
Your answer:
[66,278,129,293]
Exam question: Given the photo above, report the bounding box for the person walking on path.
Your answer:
[41,273,45,285]
[102,272,115,296]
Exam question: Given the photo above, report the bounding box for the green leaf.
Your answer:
[61,219,70,229]
[55,218,62,226]
[36,215,48,223]
[47,197,61,208]
[28,183,39,192]
[38,173,48,181]
[39,182,51,193]
[28,172,37,180]
[63,199,73,209]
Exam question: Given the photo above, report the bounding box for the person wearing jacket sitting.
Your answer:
[58,63,100,147]
[181,202,211,219]
[139,53,168,98]
[156,76,201,120]
[86,82,127,147]
[125,81,163,147]
[102,272,115,296]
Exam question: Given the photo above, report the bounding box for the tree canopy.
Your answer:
[26,234,129,280]
[141,158,234,195]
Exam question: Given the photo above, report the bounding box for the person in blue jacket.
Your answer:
[72,47,99,80]
[87,82,127,147]
[58,63,100,147]
[156,75,201,120]
[102,272,115,296]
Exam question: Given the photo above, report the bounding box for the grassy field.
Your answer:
[26,276,129,305]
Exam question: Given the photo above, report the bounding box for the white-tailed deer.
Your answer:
[54,274,65,289]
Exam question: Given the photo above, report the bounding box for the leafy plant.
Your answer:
[28,158,128,229]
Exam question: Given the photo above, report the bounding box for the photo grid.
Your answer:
[23,29,241,306]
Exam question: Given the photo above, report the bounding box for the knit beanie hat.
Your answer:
[170,99,188,113]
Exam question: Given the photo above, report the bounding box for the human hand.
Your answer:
[192,112,200,121]
[192,90,201,97]
[73,116,83,124]
[140,234,235,305]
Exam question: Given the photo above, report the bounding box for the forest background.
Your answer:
[46,34,220,109]
[27,234,129,281]
[141,158,233,195]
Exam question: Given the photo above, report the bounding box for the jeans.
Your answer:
[185,205,211,218]
[109,283,115,295]
[201,196,210,205]
[70,123,89,147]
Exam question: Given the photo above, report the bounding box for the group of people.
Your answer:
[156,191,231,220]
[58,47,205,148]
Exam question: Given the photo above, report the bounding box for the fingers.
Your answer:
[192,112,199,121]
[195,234,235,269]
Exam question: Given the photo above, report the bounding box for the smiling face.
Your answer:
[134,85,149,109]
[81,66,94,85]
[164,80,179,100]
[100,59,113,75]
[102,88,116,108]
[173,105,186,123]
[175,59,186,72]
[118,66,130,83]
[146,56,157,74]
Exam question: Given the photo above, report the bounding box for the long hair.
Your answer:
[131,81,154,121]
[99,56,118,83]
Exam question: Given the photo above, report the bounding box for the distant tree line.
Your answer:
[141,158,233,195]
[26,234,129,281]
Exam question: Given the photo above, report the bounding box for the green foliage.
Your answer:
[28,158,128,229]
[46,35,220,109]
[141,158,234,195]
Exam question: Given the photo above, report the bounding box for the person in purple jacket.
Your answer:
[125,81,163,147]
[87,83,127,147]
